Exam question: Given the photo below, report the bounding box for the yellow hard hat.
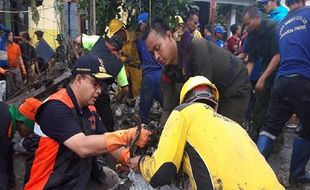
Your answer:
[175,15,184,25]
[179,76,219,106]
[107,19,124,38]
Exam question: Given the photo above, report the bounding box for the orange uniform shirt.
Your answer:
[7,42,22,68]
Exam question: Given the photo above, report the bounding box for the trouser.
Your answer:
[0,80,6,101]
[95,90,114,132]
[261,75,310,139]
[250,74,275,136]
[6,67,23,98]
[125,64,142,98]
[245,80,257,122]
[0,102,15,189]
[139,71,163,124]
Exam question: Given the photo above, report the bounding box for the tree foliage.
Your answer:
[78,0,193,34]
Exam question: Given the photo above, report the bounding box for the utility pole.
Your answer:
[210,0,216,39]
[89,0,96,35]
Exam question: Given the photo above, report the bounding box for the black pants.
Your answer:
[95,91,115,132]
[262,75,310,139]
[0,102,15,189]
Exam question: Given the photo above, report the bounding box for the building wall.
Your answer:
[28,0,60,49]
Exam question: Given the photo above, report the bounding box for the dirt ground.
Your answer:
[14,127,310,190]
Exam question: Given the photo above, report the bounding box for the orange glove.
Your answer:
[104,127,151,152]
[119,148,130,166]
[0,67,5,75]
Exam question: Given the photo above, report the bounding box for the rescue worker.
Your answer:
[23,55,150,189]
[185,10,202,39]
[173,15,185,42]
[257,0,310,185]
[120,29,142,98]
[20,33,36,82]
[74,20,129,131]
[34,30,48,72]
[203,24,212,41]
[258,0,289,22]
[53,34,66,64]
[129,76,284,190]
[6,32,27,98]
[136,12,163,124]
[227,24,241,54]
[0,97,42,190]
[144,18,251,125]
[49,34,66,76]
[214,25,226,48]
[242,6,280,140]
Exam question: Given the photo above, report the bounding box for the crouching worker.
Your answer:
[23,55,151,190]
[129,76,284,190]
[0,97,42,190]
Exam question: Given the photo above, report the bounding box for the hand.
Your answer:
[119,148,130,166]
[104,126,152,152]
[255,76,265,92]
[129,156,141,173]
[129,126,152,148]
[22,71,27,78]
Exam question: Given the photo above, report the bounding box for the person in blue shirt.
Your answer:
[0,23,10,68]
[214,25,226,48]
[136,12,163,124]
[258,0,289,22]
[256,0,310,185]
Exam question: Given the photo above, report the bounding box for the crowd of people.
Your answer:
[0,28,67,101]
[0,0,309,189]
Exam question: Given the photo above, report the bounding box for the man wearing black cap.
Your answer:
[23,55,151,190]
[53,34,66,64]
[74,34,129,131]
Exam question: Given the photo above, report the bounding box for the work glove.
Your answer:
[104,127,151,152]
[119,148,130,166]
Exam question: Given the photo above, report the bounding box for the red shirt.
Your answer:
[227,35,240,54]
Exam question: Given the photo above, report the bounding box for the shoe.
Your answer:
[256,134,275,159]
[289,138,310,185]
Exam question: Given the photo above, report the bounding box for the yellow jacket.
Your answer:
[139,102,284,190]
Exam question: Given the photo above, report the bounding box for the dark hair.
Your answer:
[243,6,261,19]
[34,30,44,38]
[142,18,171,41]
[185,10,199,22]
[204,24,212,32]
[230,24,239,35]
[286,0,302,6]
[22,32,31,41]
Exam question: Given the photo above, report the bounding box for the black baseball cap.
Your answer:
[72,55,112,79]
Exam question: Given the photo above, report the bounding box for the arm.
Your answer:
[17,46,26,77]
[160,78,179,125]
[63,127,150,158]
[115,65,129,101]
[247,61,254,76]
[0,67,5,74]
[40,101,150,159]
[80,34,100,51]
[255,53,280,91]
[130,110,187,188]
